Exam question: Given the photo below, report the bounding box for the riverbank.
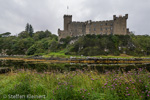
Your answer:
[1,55,150,64]
[0,53,148,59]
[0,68,150,100]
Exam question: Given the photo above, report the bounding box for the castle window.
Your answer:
[110,27,113,30]
[110,23,113,26]
[106,23,107,25]
[100,28,103,31]
[94,28,96,31]
[101,23,103,26]
[106,28,107,30]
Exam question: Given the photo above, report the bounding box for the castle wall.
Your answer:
[58,14,129,40]
[69,22,86,37]
[58,29,69,40]
[85,20,114,35]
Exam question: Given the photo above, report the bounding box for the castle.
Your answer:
[58,14,130,39]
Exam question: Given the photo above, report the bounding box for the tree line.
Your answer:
[0,23,150,57]
[60,34,150,56]
[0,23,58,56]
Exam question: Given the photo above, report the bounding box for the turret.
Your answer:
[113,14,128,35]
[125,14,128,19]
[113,15,116,20]
[64,15,72,30]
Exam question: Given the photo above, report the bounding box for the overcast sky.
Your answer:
[0,0,150,35]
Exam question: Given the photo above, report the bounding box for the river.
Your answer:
[1,57,150,73]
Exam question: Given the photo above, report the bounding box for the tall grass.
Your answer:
[0,68,150,100]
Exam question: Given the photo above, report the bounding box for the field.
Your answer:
[0,68,150,100]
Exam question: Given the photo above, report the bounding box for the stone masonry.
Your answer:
[58,14,130,40]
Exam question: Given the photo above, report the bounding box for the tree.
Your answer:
[25,23,34,37]
[49,39,59,52]
[18,31,30,39]
[26,45,37,55]
[29,25,34,37]
[111,35,119,48]
[25,23,30,33]
[1,32,11,37]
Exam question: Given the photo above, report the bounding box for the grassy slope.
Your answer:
[42,50,150,59]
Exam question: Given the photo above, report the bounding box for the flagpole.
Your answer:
[67,6,69,15]
[66,0,69,15]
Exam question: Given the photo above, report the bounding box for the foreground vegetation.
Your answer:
[0,68,150,100]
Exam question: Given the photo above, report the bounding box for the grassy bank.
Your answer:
[0,68,150,100]
[1,49,150,59]
[42,51,150,59]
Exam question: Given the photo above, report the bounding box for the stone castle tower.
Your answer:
[58,14,130,39]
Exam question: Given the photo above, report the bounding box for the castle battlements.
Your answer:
[113,14,128,20]
[58,14,130,39]
[64,15,72,17]
[72,21,84,23]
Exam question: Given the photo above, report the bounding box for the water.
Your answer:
[1,59,150,73]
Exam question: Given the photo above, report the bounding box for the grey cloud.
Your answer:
[0,0,150,35]
[79,0,150,35]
